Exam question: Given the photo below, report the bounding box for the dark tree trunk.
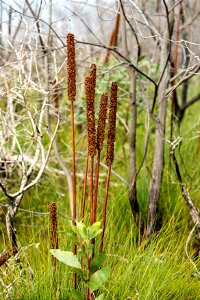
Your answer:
[129,70,140,222]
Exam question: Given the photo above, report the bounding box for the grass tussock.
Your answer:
[2,201,199,300]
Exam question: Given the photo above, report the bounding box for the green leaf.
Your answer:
[50,249,81,269]
[95,294,105,300]
[76,221,87,240]
[90,251,106,273]
[71,225,80,235]
[88,222,102,240]
[89,268,110,291]
[72,289,84,300]
[66,231,79,244]
[138,55,146,62]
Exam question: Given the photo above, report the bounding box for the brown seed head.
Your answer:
[89,64,96,95]
[97,93,108,151]
[106,82,118,166]
[49,202,58,250]
[85,66,97,157]
[104,11,120,65]
[111,11,120,47]
[67,33,76,102]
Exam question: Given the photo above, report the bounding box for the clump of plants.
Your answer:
[49,33,118,299]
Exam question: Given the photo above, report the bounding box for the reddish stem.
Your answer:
[71,102,77,225]
[71,101,77,289]
[93,150,101,223]
[90,156,94,225]
[81,148,89,221]
[100,165,111,253]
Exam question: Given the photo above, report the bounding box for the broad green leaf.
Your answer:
[72,289,84,300]
[95,294,105,300]
[50,249,81,269]
[89,268,110,291]
[88,222,102,240]
[90,251,106,273]
[89,229,102,240]
[76,221,87,240]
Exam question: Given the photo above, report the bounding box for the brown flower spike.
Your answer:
[49,202,58,299]
[85,64,97,157]
[67,33,76,102]
[49,202,58,250]
[89,64,96,100]
[97,93,108,151]
[106,82,118,166]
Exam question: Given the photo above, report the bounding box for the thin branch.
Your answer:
[119,0,141,59]
[100,162,128,186]
[172,147,200,241]
[180,92,200,114]
[0,111,60,200]
[24,0,47,55]
[0,205,71,220]
[76,39,158,110]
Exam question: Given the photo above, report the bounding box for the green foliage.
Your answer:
[89,268,110,291]
[2,189,200,299]
[72,289,85,300]
[50,221,110,299]
[88,222,103,240]
[50,249,81,269]
[95,294,105,300]
[90,251,106,273]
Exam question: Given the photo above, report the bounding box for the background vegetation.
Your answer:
[0,0,200,299]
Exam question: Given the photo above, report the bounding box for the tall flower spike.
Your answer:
[106,82,118,166]
[85,65,97,158]
[97,93,108,151]
[67,33,76,102]
[89,64,96,101]
[49,202,58,250]
[67,32,77,289]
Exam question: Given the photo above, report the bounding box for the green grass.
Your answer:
[1,172,200,299]
[1,191,199,299]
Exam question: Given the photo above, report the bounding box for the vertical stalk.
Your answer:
[71,101,77,227]
[100,165,111,252]
[100,83,117,253]
[147,0,174,236]
[94,92,108,223]
[93,150,101,223]
[81,148,89,221]
[85,65,97,300]
[119,0,140,223]
[90,156,94,225]
[180,4,190,115]
[85,64,97,223]
[67,32,77,290]
[170,2,181,145]
[71,101,77,289]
